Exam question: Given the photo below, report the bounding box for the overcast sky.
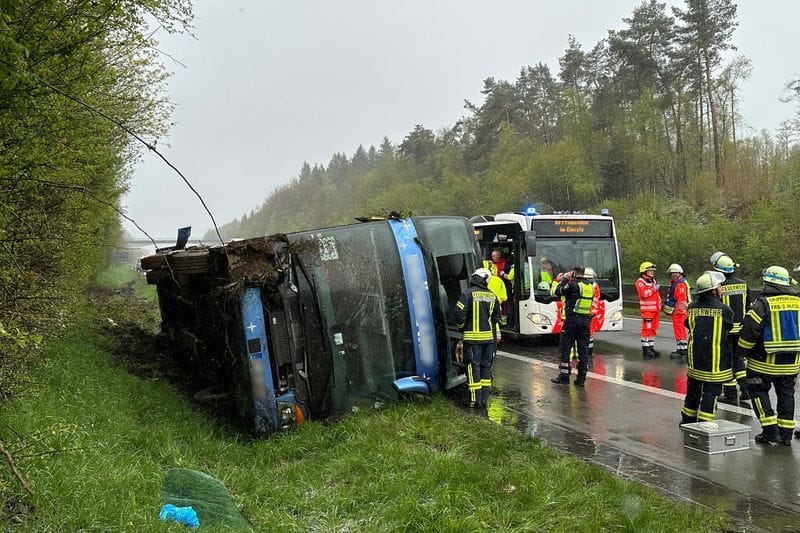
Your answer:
[122,0,800,239]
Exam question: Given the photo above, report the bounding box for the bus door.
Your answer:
[472,221,524,334]
[412,217,481,390]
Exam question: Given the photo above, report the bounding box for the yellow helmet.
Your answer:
[762,265,792,286]
[712,254,737,273]
[639,261,656,273]
[696,271,725,293]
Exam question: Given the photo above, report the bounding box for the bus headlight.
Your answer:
[277,401,306,428]
[527,313,552,325]
[610,310,623,321]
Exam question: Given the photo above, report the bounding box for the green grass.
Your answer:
[94,265,157,303]
[95,265,141,288]
[0,324,727,532]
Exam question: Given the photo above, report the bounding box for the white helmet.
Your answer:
[472,267,492,281]
[667,263,683,274]
[583,267,596,281]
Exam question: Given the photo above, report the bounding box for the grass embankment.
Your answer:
[0,268,727,531]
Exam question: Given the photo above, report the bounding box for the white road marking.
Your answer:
[496,350,755,417]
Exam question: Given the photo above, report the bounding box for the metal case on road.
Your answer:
[681,420,751,454]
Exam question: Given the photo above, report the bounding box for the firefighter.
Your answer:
[583,267,603,358]
[680,271,733,425]
[477,267,505,351]
[550,266,593,387]
[454,268,501,409]
[736,266,800,446]
[711,252,751,405]
[663,263,690,359]
[636,261,662,358]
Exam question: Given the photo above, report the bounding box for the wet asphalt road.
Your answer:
[487,318,800,532]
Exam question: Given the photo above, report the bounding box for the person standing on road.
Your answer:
[736,266,800,446]
[636,262,662,359]
[454,268,501,409]
[680,271,733,425]
[710,252,752,405]
[550,266,593,387]
[583,267,603,358]
[663,264,691,359]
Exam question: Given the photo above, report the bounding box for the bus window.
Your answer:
[291,223,414,411]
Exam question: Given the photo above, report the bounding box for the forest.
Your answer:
[212,0,800,284]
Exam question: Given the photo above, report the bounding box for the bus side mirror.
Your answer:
[392,376,431,397]
[524,231,537,257]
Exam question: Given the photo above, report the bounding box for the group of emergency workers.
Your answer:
[455,246,800,448]
[637,253,800,447]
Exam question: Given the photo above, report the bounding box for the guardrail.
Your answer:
[622,283,761,308]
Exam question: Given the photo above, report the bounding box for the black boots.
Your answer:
[755,426,779,445]
[551,374,569,385]
[573,375,586,387]
[669,349,687,359]
[642,346,660,359]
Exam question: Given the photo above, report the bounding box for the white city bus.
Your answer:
[472,208,623,338]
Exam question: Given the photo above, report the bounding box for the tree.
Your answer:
[399,125,436,164]
[515,63,562,144]
[674,0,738,185]
[558,35,590,95]
[378,136,395,160]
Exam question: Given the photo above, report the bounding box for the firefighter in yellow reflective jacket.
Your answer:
[736,266,800,446]
[680,271,733,425]
[550,266,594,387]
[454,268,501,409]
[710,252,752,405]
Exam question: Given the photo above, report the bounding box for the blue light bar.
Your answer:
[600,208,609,216]
[525,206,537,216]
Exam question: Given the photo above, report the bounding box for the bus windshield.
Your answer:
[532,238,620,301]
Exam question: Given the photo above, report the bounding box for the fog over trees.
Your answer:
[214,0,800,279]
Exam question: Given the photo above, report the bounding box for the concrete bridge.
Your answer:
[112,237,208,266]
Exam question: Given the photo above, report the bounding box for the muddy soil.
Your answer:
[90,287,237,428]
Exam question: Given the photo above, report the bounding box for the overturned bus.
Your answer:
[141,216,480,436]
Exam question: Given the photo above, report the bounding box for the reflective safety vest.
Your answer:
[719,277,749,334]
[760,295,800,353]
[686,297,734,382]
[483,259,505,278]
[636,275,661,314]
[664,277,690,315]
[486,276,507,303]
[573,281,594,315]
[454,286,500,343]
[738,293,800,375]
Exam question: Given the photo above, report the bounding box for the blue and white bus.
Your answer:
[143,216,480,436]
